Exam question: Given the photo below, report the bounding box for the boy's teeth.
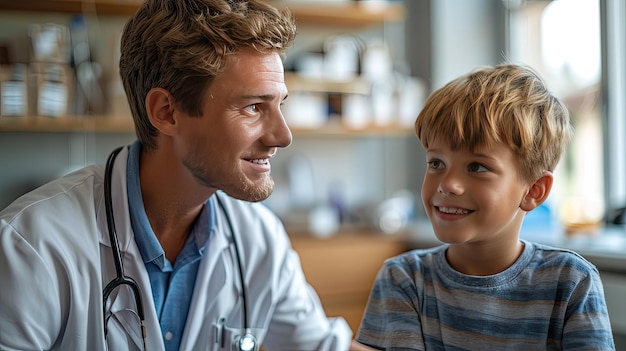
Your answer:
[439,206,469,214]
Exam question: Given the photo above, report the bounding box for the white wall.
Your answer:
[431,0,505,90]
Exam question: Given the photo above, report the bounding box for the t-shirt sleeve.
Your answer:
[562,267,616,350]
[356,256,425,351]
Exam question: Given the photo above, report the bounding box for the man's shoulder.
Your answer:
[1,165,102,238]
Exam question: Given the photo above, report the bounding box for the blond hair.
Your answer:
[119,0,297,150]
[414,64,573,182]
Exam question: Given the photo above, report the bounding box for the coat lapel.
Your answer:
[178,231,231,350]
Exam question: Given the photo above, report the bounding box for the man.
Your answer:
[0,1,355,350]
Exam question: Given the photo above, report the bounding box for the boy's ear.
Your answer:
[520,171,553,211]
[145,87,178,136]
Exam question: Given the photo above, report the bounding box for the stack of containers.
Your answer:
[27,23,72,118]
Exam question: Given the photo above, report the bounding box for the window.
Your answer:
[506,0,626,228]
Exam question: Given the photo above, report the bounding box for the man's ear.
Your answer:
[520,171,553,212]
[145,87,178,136]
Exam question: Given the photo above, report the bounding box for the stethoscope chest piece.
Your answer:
[238,331,257,351]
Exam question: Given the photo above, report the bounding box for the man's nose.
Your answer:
[265,109,292,148]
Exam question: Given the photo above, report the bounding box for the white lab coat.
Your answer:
[0,146,352,351]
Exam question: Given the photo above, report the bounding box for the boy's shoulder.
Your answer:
[526,240,601,276]
[381,244,447,273]
[393,244,446,259]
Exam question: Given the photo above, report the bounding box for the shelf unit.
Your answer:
[0,1,409,136]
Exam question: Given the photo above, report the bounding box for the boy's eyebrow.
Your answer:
[426,146,501,160]
[472,152,501,162]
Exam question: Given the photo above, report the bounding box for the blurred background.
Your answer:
[0,0,625,344]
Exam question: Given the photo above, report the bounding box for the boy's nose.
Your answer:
[438,173,464,196]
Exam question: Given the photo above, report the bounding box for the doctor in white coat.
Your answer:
[0,0,354,350]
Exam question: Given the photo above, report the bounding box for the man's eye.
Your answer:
[245,104,258,113]
[468,162,488,172]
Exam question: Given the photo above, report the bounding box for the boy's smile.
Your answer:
[435,205,473,218]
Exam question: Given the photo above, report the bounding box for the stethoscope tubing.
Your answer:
[215,194,257,350]
[101,146,254,351]
[102,146,147,350]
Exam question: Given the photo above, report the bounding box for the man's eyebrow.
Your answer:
[240,94,278,101]
[239,94,289,104]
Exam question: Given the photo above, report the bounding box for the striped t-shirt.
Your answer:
[356,240,615,350]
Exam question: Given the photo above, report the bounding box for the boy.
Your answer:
[355,64,615,350]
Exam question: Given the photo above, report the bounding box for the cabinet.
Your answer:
[288,228,409,333]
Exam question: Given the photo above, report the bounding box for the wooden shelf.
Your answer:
[0,1,405,27]
[277,2,405,27]
[0,115,413,136]
[285,73,371,95]
[0,0,142,15]
[0,115,134,133]
[292,122,413,137]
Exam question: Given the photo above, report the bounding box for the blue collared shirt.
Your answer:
[126,140,215,350]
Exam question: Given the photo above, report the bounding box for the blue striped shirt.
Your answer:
[356,240,615,350]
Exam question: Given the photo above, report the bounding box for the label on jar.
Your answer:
[1,81,27,116]
[38,81,67,117]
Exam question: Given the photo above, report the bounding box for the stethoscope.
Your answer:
[102,146,257,351]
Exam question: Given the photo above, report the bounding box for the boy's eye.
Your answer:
[468,162,488,172]
[427,160,444,170]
